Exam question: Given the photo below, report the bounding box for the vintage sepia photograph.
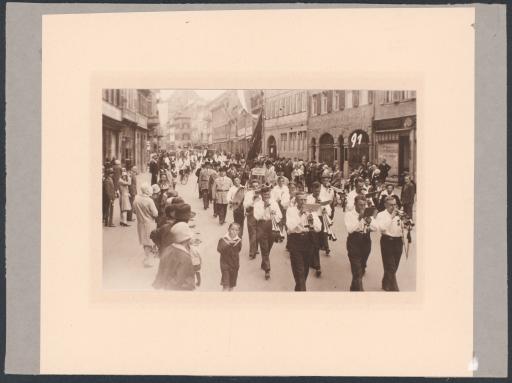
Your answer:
[102,89,417,292]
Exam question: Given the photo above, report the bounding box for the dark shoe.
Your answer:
[315,269,322,278]
[265,271,270,280]
[325,249,331,256]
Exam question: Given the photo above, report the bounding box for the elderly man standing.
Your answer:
[132,183,159,267]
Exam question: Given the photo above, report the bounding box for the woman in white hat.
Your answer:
[152,222,196,290]
[118,171,132,226]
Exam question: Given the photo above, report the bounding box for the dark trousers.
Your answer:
[233,207,245,237]
[288,233,312,291]
[403,203,413,220]
[201,189,209,209]
[213,202,219,216]
[197,183,202,198]
[346,232,372,291]
[151,173,158,185]
[127,195,135,221]
[310,230,321,270]
[217,203,228,224]
[319,216,330,252]
[246,211,258,257]
[256,220,273,272]
[380,235,403,291]
[103,199,114,226]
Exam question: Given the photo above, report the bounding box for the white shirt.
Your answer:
[307,194,332,216]
[271,185,290,204]
[376,209,403,237]
[346,189,365,211]
[226,185,239,204]
[286,206,321,234]
[243,190,260,209]
[344,209,378,234]
[319,185,335,203]
[253,199,282,222]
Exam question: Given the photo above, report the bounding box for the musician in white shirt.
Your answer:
[243,179,261,259]
[376,196,404,291]
[253,186,282,280]
[286,192,321,291]
[344,195,378,291]
[346,177,366,211]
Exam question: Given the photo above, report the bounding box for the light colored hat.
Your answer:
[151,184,161,194]
[141,183,153,196]
[115,160,121,165]
[171,222,193,243]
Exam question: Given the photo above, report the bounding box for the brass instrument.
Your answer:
[271,214,285,243]
[321,208,337,241]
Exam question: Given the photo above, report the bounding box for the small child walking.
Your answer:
[217,223,242,291]
[190,239,202,287]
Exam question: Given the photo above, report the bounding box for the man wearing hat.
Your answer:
[212,166,233,225]
[127,166,138,222]
[253,186,282,280]
[264,160,277,186]
[102,168,116,227]
[199,162,214,209]
[320,172,336,254]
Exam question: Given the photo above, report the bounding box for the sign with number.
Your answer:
[350,132,364,148]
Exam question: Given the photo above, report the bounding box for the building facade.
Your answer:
[262,90,309,160]
[307,90,375,175]
[207,90,255,155]
[102,89,157,171]
[373,90,417,182]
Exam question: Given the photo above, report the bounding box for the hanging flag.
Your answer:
[236,90,259,119]
[247,112,263,161]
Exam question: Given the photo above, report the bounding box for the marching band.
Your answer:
[106,149,415,292]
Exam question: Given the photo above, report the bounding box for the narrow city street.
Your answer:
[103,172,416,292]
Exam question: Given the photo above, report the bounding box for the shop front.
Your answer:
[102,115,123,163]
[373,116,416,184]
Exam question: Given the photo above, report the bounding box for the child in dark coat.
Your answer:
[217,223,242,291]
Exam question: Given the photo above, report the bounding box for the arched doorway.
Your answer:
[310,137,317,161]
[347,130,370,170]
[267,135,277,159]
[319,133,335,166]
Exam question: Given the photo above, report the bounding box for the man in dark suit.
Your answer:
[103,169,116,227]
[127,166,138,222]
[378,159,391,183]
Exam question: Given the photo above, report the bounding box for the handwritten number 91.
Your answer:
[351,133,363,147]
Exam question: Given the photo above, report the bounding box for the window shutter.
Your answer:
[327,91,333,113]
[339,91,345,110]
[368,90,373,104]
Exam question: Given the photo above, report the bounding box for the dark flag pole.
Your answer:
[247,111,263,162]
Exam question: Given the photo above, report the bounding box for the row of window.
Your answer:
[264,90,417,119]
[102,89,154,117]
[279,131,307,152]
[311,90,375,116]
[265,91,308,120]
